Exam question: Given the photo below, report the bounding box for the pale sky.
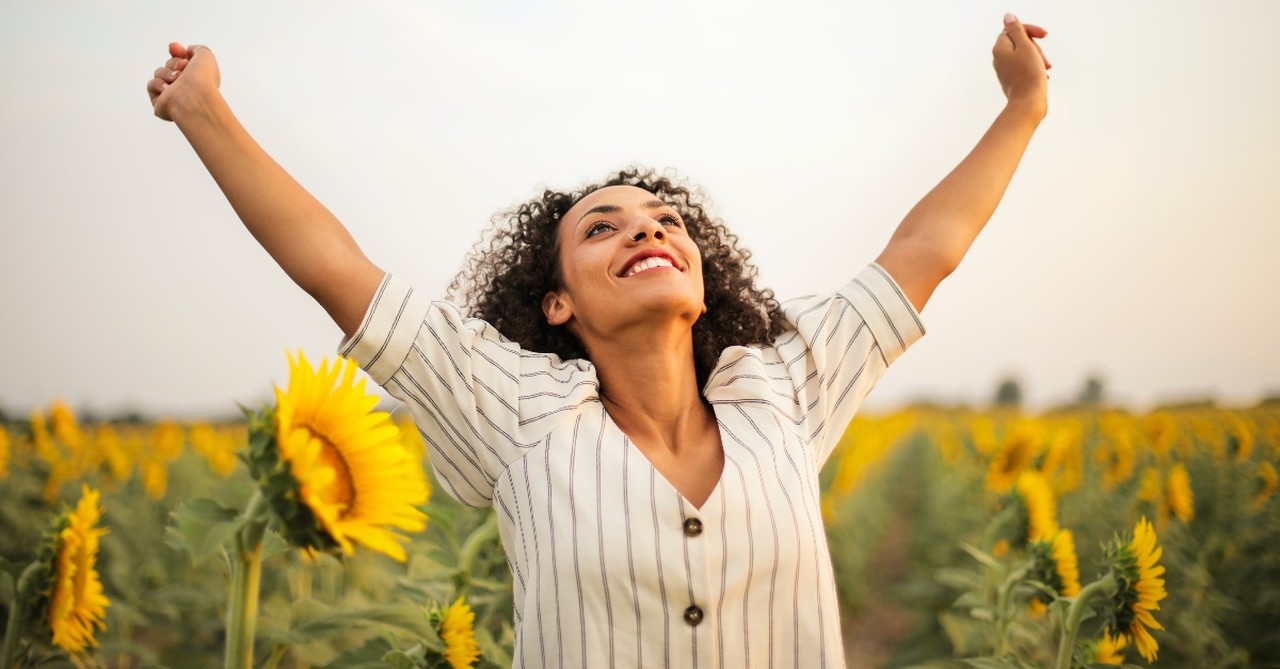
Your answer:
[2,0,1278,418]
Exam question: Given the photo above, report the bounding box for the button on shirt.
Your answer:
[341,263,925,668]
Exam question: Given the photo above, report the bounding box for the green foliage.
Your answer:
[4,404,1278,667]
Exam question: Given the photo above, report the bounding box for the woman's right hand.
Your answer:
[992,15,1049,118]
[147,42,220,122]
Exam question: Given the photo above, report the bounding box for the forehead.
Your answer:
[561,185,664,229]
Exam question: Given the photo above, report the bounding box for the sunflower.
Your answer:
[43,485,111,653]
[1142,411,1176,462]
[1252,461,1278,514]
[92,425,131,484]
[1136,466,1161,504]
[139,458,170,500]
[49,400,85,453]
[1165,463,1194,523]
[189,422,242,478]
[1028,529,1081,614]
[437,597,481,669]
[1097,431,1137,490]
[0,423,10,479]
[137,420,185,500]
[1101,516,1167,662]
[1014,470,1059,544]
[986,423,1041,493]
[31,408,74,502]
[1038,424,1082,494]
[1045,530,1080,596]
[252,352,429,561]
[1093,631,1127,665]
[1222,414,1254,463]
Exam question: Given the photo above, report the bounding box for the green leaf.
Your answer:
[473,625,511,668]
[959,542,1003,569]
[0,571,12,607]
[457,513,499,573]
[259,598,442,647]
[382,646,426,669]
[407,554,458,581]
[166,497,245,563]
[321,635,397,669]
[935,566,983,591]
[260,528,291,562]
[951,592,992,611]
[960,658,1022,669]
[0,555,29,581]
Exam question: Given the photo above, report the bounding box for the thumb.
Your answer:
[1002,13,1032,49]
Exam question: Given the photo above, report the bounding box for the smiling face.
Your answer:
[542,185,706,343]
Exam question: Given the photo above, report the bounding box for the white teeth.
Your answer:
[626,256,674,276]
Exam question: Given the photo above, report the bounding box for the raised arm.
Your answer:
[147,43,383,338]
[874,14,1050,313]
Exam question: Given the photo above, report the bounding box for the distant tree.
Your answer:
[1078,375,1106,406]
[993,377,1023,408]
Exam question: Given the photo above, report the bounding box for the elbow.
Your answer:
[879,241,962,284]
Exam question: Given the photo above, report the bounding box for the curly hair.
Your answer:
[447,167,787,389]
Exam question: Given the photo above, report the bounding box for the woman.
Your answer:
[147,14,1049,667]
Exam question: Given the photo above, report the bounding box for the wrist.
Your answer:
[171,83,228,132]
[1002,93,1047,126]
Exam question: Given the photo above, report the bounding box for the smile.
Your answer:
[619,250,682,277]
[625,256,676,277]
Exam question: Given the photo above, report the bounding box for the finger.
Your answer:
[1002,13,1052,69]
[188,44,210,59]
[1002,13,1032,49]
[1023,23,1048,38]
[164,57,189,71]
[153,66,181,83]
[168,42,186,58]
[1031,40,1052,70]
[993,27,1014,52]
[147,76,167,102]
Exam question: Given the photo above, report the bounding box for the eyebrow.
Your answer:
[575,199,671,228]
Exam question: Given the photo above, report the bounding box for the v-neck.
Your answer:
[600,401,726,511]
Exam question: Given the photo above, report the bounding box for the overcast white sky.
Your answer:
[2,0,1278,418]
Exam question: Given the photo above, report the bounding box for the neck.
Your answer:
[586,323,708,451]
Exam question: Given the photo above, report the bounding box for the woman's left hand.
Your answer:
[993,14,1050,116]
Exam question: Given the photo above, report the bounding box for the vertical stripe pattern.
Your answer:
[340,263,925,668]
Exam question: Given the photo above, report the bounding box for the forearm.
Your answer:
[887,100,1042,274]
[171,89,381,334]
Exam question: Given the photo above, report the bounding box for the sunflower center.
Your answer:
[311,430,356,513]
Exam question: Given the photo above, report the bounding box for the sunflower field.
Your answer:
[1,357,1278,668]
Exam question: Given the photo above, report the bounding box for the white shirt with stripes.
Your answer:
[341,262,925,668]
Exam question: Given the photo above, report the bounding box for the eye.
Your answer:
[585,221,615,238]
[658,214,683,228]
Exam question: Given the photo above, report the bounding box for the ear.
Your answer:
[542,290,573,327]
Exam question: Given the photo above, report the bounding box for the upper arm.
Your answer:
[308,253,385,340]
[873,241,955,314]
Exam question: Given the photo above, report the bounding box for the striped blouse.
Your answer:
[341,262,925,668]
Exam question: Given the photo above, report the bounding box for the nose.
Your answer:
[626,216,665,243]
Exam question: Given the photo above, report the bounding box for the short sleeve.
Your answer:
[339,275,599,507]
[751,263,924,466]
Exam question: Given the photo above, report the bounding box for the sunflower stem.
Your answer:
[1054,572,1116,669]
[994,563,1029,656]
[1,562,41,669]
[225,491,269,669]
[262,644,288,669]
